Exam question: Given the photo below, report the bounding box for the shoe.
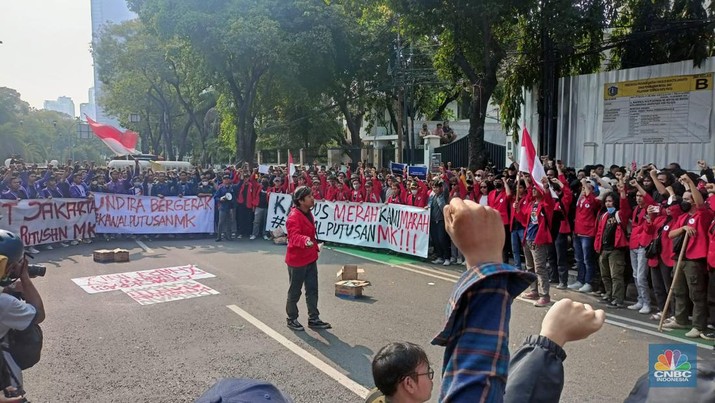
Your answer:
[45,245,53,250]
[684,328,702,338]
[522,291,539,300]
[237,235,243,239]
[249,235,256,240]
[708,324,715,330]
[627,303,643,311]
[443,260,451,266]
[83,238,93,244]
[608,300,625,309]
[662,320,689,329]
[534,296,551,307]
[27,247,40,254]
[567,281,583,290]
[70,240,80,246]
[263,235,270,240]
[456,258,463,265]
[639,305,651,315]
[556,283,567,290]
[60,242,69,248]
[215,238,222,242]
[578,284,593,293]
[431,258,445,264]
[308,319,332,329]
[650,312,662,321]
[701,331,715,341]
[286,319,304,331]
[450,257,457,263]
[600,294,611,302]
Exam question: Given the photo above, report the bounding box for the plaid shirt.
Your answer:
[432,263,536,403]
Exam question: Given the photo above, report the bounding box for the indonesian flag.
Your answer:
[86,116,139,155]
[287,151,295,189]
[519,126,547,191]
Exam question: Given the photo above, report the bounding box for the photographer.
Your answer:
[0,230,46,401]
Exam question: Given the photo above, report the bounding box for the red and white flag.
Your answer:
[86,116,139,156]
[287,151,295,190]
[519,126,547,191]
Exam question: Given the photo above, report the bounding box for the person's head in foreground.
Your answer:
[370,342,433,403]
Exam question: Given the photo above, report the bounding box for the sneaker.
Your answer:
[567,281,583,290]
[215,238,222,242]
[522,291,539,300]
[44,245,53,250]
[684,328,702,338]
[708,324,715,330]
[600,294,611,302]
[701,331,715,341]
[456,258,463,265]
[249,235,256,240]
[556,283,567,290]
[431,258,445,265]
[70,240,80,246]
[60,242,69,248]
[84,238,93,244]
[27,247,40,254]
[237,235,243,239]
[263,235,270,240]
[443,260,451,266]
[662,320,689,330]
[650,312,662,321]
[450,257,457,264]
[608,300,625,309]
[627,303,643,311]
[578,284,593,293]
[534,296,551,307]
[639,305,651,315]
[308,319,332,329]
[286,319,304,331]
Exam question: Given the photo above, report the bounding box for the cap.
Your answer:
[195,378,293,403]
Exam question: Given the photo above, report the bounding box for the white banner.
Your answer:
[602,73,713,144]
[94,193,215,234]
[265,193,430,257]
[0,198,96,246]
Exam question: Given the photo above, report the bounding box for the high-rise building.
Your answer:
[90,0,136,125]
[43,96,76,117]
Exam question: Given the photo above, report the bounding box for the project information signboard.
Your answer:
[602,73,713,144]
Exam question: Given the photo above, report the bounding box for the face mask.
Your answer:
[607,207,616,215]
[202,181,209,186]
[680,201,692,213]
[133,182,141,187]
[411,189,418,195]
[495,182,503,189]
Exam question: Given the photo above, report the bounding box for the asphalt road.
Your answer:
[21,237,713,402]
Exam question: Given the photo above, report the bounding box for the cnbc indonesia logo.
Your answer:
[650,346,696,387]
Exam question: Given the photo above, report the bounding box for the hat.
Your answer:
[195,378,293,403]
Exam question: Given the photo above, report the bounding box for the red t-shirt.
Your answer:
[669,206,714,261]
[574,193,601,237]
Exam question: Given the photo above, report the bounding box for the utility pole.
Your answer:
[395,22,403,163]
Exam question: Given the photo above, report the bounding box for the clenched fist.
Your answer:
[540,298,605,347]
[443,198,504,267]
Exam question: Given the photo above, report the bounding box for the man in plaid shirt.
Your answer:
[432,197,606,402]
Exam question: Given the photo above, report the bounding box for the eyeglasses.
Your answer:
[408,368,435,381]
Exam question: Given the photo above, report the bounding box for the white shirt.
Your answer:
[0,293,37,386]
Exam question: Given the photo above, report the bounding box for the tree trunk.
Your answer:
[430,87,462,121]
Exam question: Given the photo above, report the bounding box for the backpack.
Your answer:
[4,323,43,370]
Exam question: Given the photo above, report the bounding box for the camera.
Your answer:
[27,265,46,278]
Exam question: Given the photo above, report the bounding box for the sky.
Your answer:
[0,0,95,113]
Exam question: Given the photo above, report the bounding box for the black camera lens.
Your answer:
[27,264,46,278]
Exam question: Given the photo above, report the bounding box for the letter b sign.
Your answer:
[695,78,710,90]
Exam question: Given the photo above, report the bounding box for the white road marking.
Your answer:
[605,318,713,350]
[226,304,371,399]
[135,239,154,253]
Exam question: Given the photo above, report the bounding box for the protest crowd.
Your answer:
[3,152,715,402]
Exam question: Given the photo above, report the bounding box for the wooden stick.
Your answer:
[658,233,689,332]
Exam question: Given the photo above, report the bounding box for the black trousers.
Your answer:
[286,261,320,321]
[430,220,450,260]
[235,204,254,236]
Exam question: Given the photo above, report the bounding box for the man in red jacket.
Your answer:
[285,186,331,331]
